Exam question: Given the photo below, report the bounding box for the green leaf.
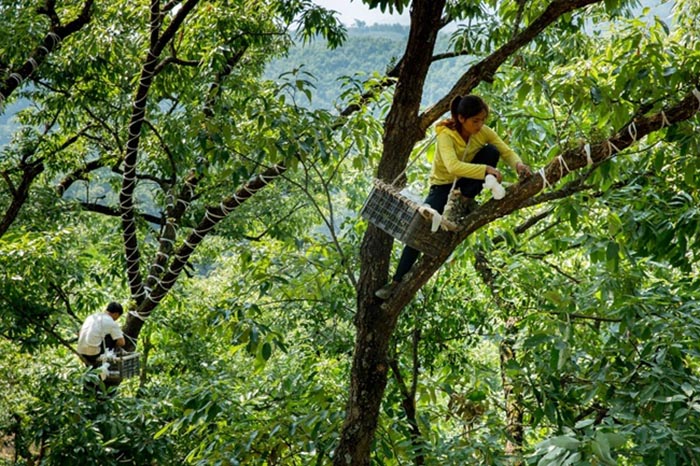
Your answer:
[261,341,272,361]
[517,81,532,104]
[600,432,626,448]
[557,343,570,370]
[607,213,622,236]
[561,452,582,466]
[606,241,619,271]
[592,431,616,465]
[681,382,694,397]
[547,435,581,450]
[544,290,564,304]
[685,160,696,187]
[153,421,175,439]
[524,334,552,348]
[574,418,595,429]
[537,448,569,466]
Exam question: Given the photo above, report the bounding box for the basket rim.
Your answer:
[369,179,457,232]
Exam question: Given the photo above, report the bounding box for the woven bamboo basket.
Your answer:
[105,352,141,382]
[360,179,455,256]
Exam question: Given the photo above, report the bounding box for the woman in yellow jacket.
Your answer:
[376,95,532,299]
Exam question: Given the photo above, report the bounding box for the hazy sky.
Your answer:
[313,0,410,26]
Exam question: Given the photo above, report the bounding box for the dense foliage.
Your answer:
[1,0,699,465]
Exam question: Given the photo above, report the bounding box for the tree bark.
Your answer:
[119,0,201,304]
[0,0,94,103]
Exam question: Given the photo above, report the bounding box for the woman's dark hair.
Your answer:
[451,95,489,121]
[106,301,124,316]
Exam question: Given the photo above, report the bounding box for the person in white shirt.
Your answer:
[77,301,126,368]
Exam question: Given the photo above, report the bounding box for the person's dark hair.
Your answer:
[448,95,489,132]
[106,301,124,316]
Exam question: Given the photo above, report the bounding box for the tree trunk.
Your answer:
[334,1,446,463]
[334,295,399,466]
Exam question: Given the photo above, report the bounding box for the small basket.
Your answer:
[105,352,141,382]
[360,179,455,256]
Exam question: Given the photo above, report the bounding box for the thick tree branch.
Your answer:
[119,20,257,342]
[0,162,44,237]
[0,0,94,104]
[154,0,200,56]
[1,119,87,236]
[142,173,198,294]
[119,0,201,305]
[56,159,109,196]
[122,163,287,347]
[419,0,603,130]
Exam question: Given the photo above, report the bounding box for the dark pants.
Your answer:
[81,335,118,367]
[80,335,120,395]
[392,144,500,281]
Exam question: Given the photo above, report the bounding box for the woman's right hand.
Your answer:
[485,166,502,183]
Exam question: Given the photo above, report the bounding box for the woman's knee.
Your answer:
[475,144,500,166]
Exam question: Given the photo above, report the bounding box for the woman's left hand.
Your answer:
[516,162,532,179]
[485,166,503,183]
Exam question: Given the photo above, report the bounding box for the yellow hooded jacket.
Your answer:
[429,123,522,186]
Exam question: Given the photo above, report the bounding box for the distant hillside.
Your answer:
[265,23,469,111]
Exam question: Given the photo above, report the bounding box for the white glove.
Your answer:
[483,174,506,200]
[98,362,110,380]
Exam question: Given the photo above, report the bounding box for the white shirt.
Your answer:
[77,313,124,356]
